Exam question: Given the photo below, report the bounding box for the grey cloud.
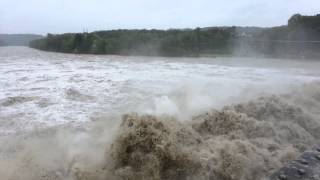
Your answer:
[0,0,319,34]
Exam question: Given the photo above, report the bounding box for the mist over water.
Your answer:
[1,47,320,180]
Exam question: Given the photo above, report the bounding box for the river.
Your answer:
[1,46,320,180]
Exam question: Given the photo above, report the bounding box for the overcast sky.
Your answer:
[0,0,319,35]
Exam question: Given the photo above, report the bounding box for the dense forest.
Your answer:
[30,14,320,58]
[0,34,43,46]
[30,28,235,56]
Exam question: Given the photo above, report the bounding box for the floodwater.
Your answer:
[1,46,320,180]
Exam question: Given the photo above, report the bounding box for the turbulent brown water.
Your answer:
[1,47,320,180]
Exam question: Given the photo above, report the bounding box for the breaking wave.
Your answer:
[1,82,320,180]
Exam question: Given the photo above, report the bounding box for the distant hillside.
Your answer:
[29,14,320,59]
[0,39,7,46]
[0,34,43,46]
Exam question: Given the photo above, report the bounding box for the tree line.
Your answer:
[30,28,235,57]
[30,14,320,58]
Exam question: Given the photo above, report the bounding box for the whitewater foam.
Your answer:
[1,82,320,180]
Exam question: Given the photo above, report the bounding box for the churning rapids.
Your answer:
[1,47,320,180]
